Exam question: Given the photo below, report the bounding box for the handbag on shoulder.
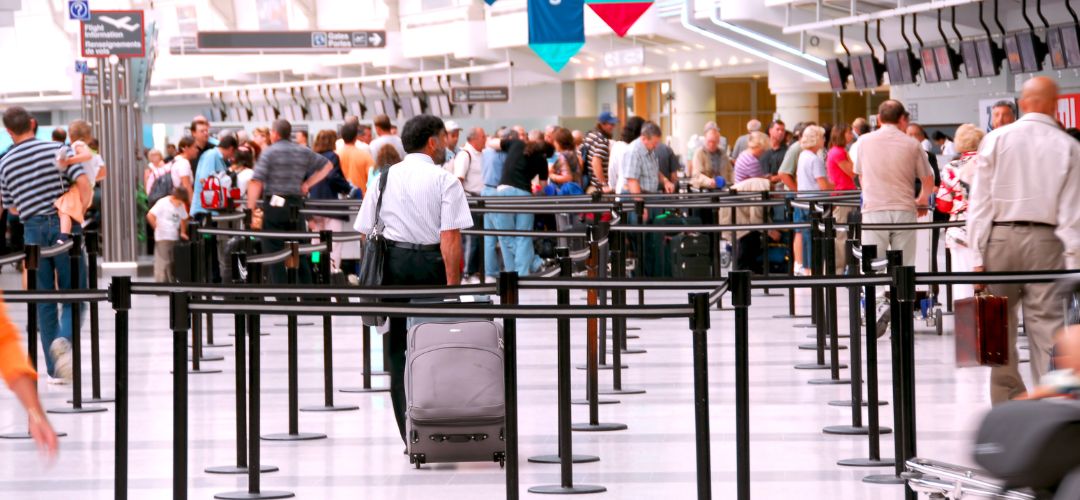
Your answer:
[358,168,391,327]
[955,292,1009,367]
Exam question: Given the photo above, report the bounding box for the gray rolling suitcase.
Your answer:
[405,320,506,469]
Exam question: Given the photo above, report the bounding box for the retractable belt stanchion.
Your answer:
[51,234,106,415]
[775,197,809,319]
[171,292,190,499]
[898,265,919,500]
[186,231,223,374]
[825,239,877,434]
[794,211,834,371]
[83,230,112,403]
[689,291,714,500]
[111,276,131,500]
[729,270,751,500]
[498,272,521,500]
[202,215,231,349]
[2,246,69,439]
[588,225,628,374]
[840,243,895,468]
[263,242,327,442]
[944,247,954,313]
[573,245,627,432]
[809,218,850,386]
[599,244,644,397]
[530,252,606,494]
[864,250,908,485]
[207,253,279,475]
[303,231,358,413]
[216,260,294,500]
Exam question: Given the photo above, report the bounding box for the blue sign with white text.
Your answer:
[68,0,90,21]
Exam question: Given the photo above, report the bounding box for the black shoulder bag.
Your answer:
[358,167,391,327]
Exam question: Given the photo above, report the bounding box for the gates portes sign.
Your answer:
[450,87,510,104]
[81,10,145,58]
[196,31,387,52]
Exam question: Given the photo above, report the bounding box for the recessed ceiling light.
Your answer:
[681,45,693,51]
[713,57,723,66]
[666,47,677,53]
[729,55,740,64]
[694,43,705,49]
[671,62,680,71]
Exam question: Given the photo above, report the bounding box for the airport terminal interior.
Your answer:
[1,0,1079,499]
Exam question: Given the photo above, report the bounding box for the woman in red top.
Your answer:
[825,124,856,273]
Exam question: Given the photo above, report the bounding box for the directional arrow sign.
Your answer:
[196,31,387,53]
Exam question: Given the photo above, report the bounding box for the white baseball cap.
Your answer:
[444,120,462,132]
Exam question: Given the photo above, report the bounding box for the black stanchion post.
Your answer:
[634,199,645,306]
[730,270,751,500]
[689,291,712,500]
[111,277,131,499]
[85,231,110,403]
[477,200,486,285]
[774,197,808,319]
[898,265,919,500]
[863,250,906,483]
[264,242,326,441]
[574,244,627,431]
[186,231,223,373]
[203,214,220,348]
[171,292,190,500]
[530,252,605,494]
[304,232,358,413]
[759,192,776,296]
[498,272,520,500]
[809,217,850,385]
[599,246,642,396]
[944,247,954,313]
[824,238,877,434]
[51,235,105,414]
[794,211,834,370]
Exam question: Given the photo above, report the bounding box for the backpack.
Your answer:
[200,169,240,210]
[147,166,175,207]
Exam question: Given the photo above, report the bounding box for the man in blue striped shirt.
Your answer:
[0,107,90,382]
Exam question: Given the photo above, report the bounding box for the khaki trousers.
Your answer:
[832,206,855,274]
[984,225,1065,404]
[861,210,918,267]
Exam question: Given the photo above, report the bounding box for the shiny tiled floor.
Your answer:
[0,267,1022,500]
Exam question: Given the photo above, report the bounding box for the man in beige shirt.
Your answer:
[690,128,732,189]
[967,76,1080,404]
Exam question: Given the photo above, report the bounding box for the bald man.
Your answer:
[967,76,1080,404]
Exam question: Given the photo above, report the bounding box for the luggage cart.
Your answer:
[905,459,1037,500]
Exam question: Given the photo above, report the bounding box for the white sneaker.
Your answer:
[875,298,891,339]
[49,338,73,382]
[47,376,68,385]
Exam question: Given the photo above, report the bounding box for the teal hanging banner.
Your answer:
[528,0,585,73]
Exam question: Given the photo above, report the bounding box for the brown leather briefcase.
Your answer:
[955,294,1009,367]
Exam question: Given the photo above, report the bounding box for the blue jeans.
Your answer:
[793,207,811,266]
[481,186,501,278]
[493,185,541,277]
[23,214,87,376]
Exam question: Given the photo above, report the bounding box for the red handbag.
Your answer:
[955,293,1009,367]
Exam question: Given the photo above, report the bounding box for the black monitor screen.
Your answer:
[1017,31,1041,72]
[1062,24,1080,68]
[862,55,881,88]
[1004,34,1024,73]
[885,51,902,82]
[850,55,866,89]
[921,47,940,83]
[1049,27,1068,69]
[935,46,956,81]
[976,38,1000,76]
[961,40,981,77]
[399,98,416,119]
[826,59,847,91]
[372,99,386,116]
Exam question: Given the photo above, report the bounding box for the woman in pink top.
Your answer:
[825,124,856,273]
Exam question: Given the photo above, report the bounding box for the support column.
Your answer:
[574,79,598,118]
[774,92,819,126]
[768,62,829,125]
[671,71,715,157]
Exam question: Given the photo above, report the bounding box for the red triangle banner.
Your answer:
[587,2,653,37]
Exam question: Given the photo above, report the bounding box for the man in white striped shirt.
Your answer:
[354,114,473,443]
[0,106,91,383]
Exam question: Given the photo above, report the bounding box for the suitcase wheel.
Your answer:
[494,451,506,469]
[410,453,426,469]
[934,308,943,336]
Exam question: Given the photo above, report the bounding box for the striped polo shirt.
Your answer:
[0,139,86,219]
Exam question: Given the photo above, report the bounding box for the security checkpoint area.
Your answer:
[1,0,1080,499]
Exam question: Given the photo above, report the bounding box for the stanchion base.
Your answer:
[626,327,642,331]
[528,454,600,464]
[808,378,851,385]
[189,354,225,362]
[822,424,892,435]
[828,399,888,407]
[215,490,295,499]
[598,387,646,395]
[794,363,846,370]
[798,343,846,350]
[576,364,628,371]
[774,314,813,319]
[229,332,271,337]
[47,406,107,414]
[338,387,390,393]
[528,485,606,495]
[794,323,818,328]
[205,464,280,474]
[300,404,359,412]
[806,333,850,339]
[625,335,640,339]
[862,473,907,485]
[172,368,224,375]
[838,457,896,468]
[203,342,234,349]
[67,396,114,404]
[620,348,647,355]
[571,422,627,432]
[571,398,619,406]
[274,322,315,327]
[260,432,327,441]
[0,431,67,439]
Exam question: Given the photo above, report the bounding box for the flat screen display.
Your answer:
[849,55,866,89]
[399,98,416,119]
[885,50,917,84]
[372,99,387,116]
[1017,31,1042,72]
[1058,24,1080,68]
[961,40,981,77]
[861,55,881,88]
[1049,27,1068,69]
[921,47,940,83]
[935,45,957,81]
[1004,34,1024,73]
[826,58,847,91]
[383,98,398,119]
[976,38,1000,76]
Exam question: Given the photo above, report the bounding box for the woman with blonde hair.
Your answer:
[792,125,832,274]
[935,123,985,299]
